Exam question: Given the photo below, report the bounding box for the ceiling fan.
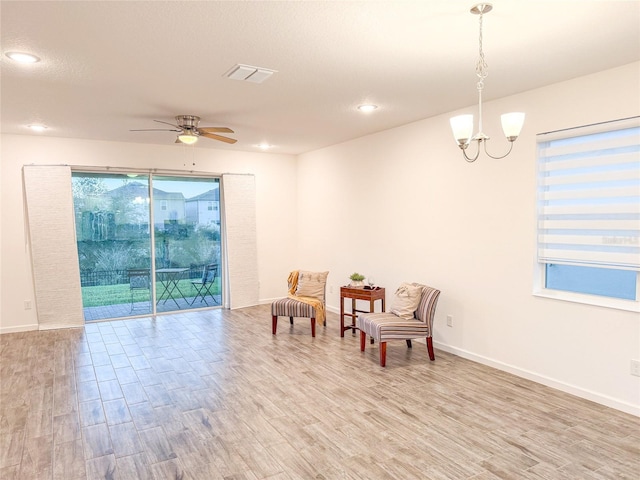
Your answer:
[131,115,237,145]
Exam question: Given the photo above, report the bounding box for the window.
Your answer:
[207,201,214,211]
[161,200,167,211]
[535,117,640,311]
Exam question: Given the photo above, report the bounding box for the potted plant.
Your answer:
[349,272,365,287]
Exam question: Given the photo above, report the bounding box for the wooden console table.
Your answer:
[340,286,385,337]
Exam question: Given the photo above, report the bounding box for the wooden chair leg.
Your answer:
[427,337,435,361]
[310,317,316,337]
[360,331,366,351]
[272,315,278,335]
[379,342,387,367]
[406,339,412,348]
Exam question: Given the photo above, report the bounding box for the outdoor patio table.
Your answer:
[156,267,189,309]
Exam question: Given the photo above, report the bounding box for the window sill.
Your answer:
[533,289,639,313]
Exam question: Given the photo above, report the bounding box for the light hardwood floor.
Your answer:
[1,304,638,479]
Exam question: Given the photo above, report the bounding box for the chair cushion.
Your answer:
[295,270,328,299]
[357,312,428,341]
[272,297,316,318]
[389,283,423,319]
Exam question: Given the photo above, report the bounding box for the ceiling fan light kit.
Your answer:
[450,3,525,162]
[131,115,237,145]
[177,133,198,145]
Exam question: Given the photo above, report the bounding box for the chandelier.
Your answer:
[450,3,525,162]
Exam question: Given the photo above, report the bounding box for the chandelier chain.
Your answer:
[475,11,488,89]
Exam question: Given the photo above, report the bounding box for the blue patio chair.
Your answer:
[190,264,219,306]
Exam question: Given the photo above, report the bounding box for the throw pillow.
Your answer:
[390,282,423,319]
[296,270,329,299]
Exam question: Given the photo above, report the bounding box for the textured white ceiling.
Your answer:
[1,0,639,154]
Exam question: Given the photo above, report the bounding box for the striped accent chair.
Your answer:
[357,284,440,367]
[271,271,327,338]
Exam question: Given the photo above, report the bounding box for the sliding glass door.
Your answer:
[152,176,222,313]
[72,172,221,321]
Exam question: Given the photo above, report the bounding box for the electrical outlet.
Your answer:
[446,315,453,327]
[24,300,32,310]
[631,359,640,377]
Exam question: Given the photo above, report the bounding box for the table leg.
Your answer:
[163,278,181,309]
[351,298,357,334]
[340,295,344,337]
[156,280,166,304]
[171,280,187,306]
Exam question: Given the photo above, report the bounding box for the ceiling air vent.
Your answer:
[224,64,277,84]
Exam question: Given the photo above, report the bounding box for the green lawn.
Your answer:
[81,279,220,307]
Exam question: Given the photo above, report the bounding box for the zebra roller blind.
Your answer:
[536,117,640,271]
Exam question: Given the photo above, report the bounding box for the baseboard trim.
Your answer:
[259,297,281,305]
[0,324,39,334]
[38,324,84,331]
[433,341,640,417]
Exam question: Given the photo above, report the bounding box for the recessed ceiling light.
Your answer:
[27,124,47,132]
[357,104,378,113]
[6,52,40,63]
[256,143,273,150]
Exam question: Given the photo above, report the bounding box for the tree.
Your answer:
[72,176,107,202]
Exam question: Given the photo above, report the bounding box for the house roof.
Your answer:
[1,1,638,155]
[186,189,220,203]
[106,182,184,201]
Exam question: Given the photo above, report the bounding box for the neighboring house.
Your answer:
[104,181,186,232]
[185,188,220,226]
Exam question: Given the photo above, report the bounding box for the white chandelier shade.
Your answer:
[501,112,526,140]
[450,114,474,146]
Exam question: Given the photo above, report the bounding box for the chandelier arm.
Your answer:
[462,141,481,162]
[483,140,514,160]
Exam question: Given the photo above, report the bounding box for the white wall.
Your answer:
[297,62,640,415]
[0,137,298,332]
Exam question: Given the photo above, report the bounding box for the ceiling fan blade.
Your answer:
[198,127,234,134]
[153,119,180,128]
[200,132,237,144]
[130,128,181,132]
